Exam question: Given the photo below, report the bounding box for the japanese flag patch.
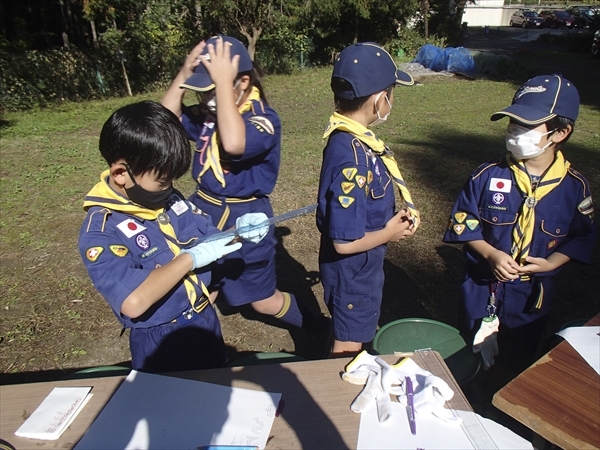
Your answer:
[117,219,146,238]
[489,178,512,193]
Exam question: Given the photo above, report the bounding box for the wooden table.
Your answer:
[1,350,471,449]
[493,313,600,450]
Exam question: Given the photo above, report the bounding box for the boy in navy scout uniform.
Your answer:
[162,35,330,349]
[317,43,420,356]
[79,101,268,373]
[443,75,596,376]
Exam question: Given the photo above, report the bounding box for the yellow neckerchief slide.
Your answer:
[197,86,262,188]
[508,150,569,267]
[84,170,210,312]
[323,112,418,219]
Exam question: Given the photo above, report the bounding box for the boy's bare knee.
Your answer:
[250,290,283,315]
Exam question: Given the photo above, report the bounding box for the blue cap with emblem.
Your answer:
[331,42,414,100]
[180,35,254,93]
[490,74,579,125]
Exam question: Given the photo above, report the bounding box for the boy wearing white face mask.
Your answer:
[443,75,596,379]
[316,42,419,356]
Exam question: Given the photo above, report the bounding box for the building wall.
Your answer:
[462,2,525,27]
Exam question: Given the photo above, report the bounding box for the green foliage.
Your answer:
[471,51,534,80]
[387,27,448,59]
[0,48,108,112]
[255,16,313,73]
[1,0,461,111]
[304,0,421,65]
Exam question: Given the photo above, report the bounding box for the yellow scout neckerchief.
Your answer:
[83,170,210,312]
[197,86,262,188]
[323,112,418,219]
[508,151,569,269]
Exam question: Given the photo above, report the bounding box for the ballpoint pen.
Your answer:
[405,376,417,435]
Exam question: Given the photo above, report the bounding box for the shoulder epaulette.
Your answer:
[84,207,111,233]
[350,138,370,167]
[472,158,504,181]
[250,99,267,116]
[568,167,592,197]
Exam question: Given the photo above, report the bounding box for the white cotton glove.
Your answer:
[343,351,399,423]
[396,358,462,424]
[342,351,380,385]
[350,366,394,422]
[473,316,500,370]
[180,237,242,270]
[236,213,269,243]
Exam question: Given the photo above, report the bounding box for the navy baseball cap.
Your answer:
[332,42,414,100]
[180,35,254,92]
[491,74,579,124]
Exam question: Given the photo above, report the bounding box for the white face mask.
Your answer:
[206,96,217,113]
[234,79,244,106]
[201,79,244,112]
[369,92,391,126]
[505,123,556,159]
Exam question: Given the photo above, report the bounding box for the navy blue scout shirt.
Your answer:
[443,157,596,279]
[181,101,281,198]
[79,171,220,328]
[317,132,395,240]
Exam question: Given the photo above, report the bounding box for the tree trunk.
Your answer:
[90,20,98,48]
[121,59,133,96]
[422,0,429,39]
[240,26,262,61]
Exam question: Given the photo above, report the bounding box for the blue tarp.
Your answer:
[413,44,475,74]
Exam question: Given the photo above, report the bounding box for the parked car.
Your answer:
[509,10,545,28]
[539,10,575,28]
[593,29,600,56]
[567,6,598,28]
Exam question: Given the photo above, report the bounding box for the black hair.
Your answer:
[546,115,575,147]
[332,77,395,114]
[99,101,191,181]
[239,64,269,105]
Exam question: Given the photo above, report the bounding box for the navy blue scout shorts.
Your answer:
[320,242,386,343]
[129,305,227,373]
[190,195,277,306]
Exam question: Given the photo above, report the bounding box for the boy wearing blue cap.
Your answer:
[79,101,268,373]
[317,42,419,356]
[162,36,331,351]
[443,75,596,376]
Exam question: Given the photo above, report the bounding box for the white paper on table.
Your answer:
[357,402,533,449]
[557,326,600,375]
[15,387,93,440]
[74,370,281,450]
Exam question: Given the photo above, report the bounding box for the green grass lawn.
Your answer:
[1,58,599,377]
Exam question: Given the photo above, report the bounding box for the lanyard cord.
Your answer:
[487,281,499,318]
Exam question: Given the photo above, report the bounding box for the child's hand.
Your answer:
[518,256,556,275]
[384,211,415,242]
[486,249,520,282]
[182,41,206,79]
[407,209,420,233]
[200,36,239,88]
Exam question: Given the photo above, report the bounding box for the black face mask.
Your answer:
[124,165,173,210]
